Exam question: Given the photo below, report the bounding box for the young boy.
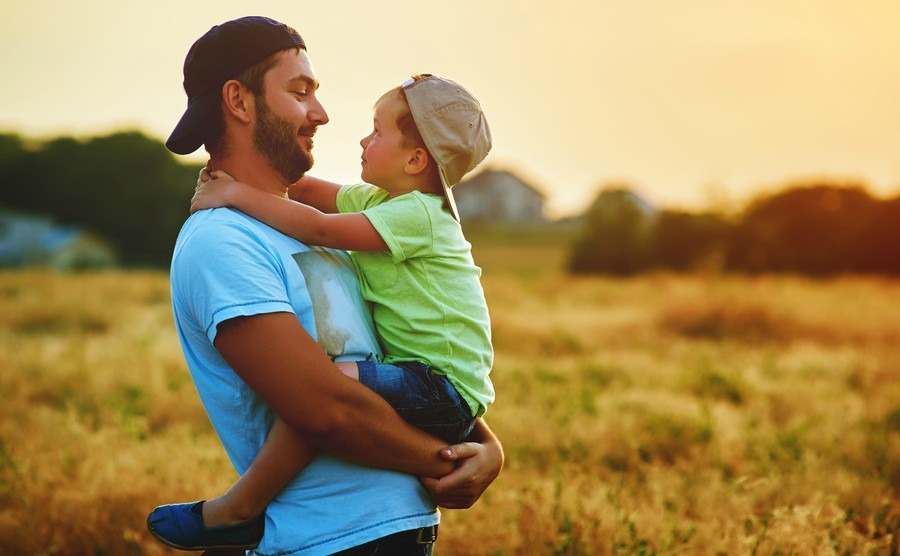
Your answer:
[148,74,495,551]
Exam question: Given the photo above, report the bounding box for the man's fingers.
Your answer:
[441,441,479,461]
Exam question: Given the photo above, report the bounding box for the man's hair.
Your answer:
[203,44,304,157]
[375,74,431,150]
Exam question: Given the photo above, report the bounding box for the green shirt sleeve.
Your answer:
[335,182,390,213]
[361,193,437,264]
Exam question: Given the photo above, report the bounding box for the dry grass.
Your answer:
[2,246,900,554]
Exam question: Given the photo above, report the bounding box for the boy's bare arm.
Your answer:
[215,311,455,477]
[194,170,384,251]
[289,175,343,213]
[245,188,387,251]
[211,179,388,252]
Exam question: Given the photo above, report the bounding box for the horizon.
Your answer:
[3,1,899,218]
[1,126,895,220]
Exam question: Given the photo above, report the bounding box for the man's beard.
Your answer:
[253,96,314,184]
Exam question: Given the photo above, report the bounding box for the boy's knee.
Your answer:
[335,361,360,381]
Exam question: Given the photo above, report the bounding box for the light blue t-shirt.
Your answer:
[170,207,438,556]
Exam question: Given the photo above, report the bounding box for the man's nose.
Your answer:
[309,97,329,126]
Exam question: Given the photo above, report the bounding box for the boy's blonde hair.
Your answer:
[375,74,431,150]
[380,74,491,221]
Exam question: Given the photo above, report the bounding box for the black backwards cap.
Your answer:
[166,16,306,155]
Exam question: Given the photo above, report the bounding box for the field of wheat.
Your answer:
[2,233,899,555]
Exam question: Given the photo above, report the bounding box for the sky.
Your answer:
[2,0,900,218]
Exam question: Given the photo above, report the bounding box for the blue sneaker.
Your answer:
[147,501,264,551]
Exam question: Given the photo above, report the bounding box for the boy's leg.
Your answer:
[203,364,360,526]
[335,360,359,380]
[149,365,365,549]
[147,416,316,550]
[203,417,315,525]
[356,361,475,444]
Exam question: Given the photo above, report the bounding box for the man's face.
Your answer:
[252,50,328,184]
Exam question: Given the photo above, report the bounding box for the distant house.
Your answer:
[0,210,116,269]
[453,170,546,224]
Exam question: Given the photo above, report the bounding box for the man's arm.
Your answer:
[421,419,504,508]
[214,312,454,477]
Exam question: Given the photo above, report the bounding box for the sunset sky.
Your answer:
[3,0,899,217]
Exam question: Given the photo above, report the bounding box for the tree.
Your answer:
[852,196,900,274]
[569,188,657,275]
[0,131,199,267]
[653,210,731,272]
[725,183,878,275]
[0,134,26,168]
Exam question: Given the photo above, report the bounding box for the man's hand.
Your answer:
[421,420,504,509]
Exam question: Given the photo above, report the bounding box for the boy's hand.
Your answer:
[197,166,212,188]
[190,169,238,214]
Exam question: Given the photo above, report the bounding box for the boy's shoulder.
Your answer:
[337,182,390,212]
[376,191,451,222]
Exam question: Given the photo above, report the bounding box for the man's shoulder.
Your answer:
[179,208,264,240]
[171,209,308,297]
[176,208,306,258]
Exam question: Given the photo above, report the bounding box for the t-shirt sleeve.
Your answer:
[360,194,435,264]
[336,182,390,213]
[171,214,295,344]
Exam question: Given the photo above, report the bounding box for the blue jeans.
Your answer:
[329,526,436,555]
[357,361,475,444]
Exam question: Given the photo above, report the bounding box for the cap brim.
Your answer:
[438,166,460,222]
[166,88,219,155]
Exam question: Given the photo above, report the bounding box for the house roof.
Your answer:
[454,169,546,199]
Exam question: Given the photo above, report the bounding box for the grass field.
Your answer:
[1,230,899,555]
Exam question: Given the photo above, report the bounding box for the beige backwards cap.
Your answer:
[401,75,492,221]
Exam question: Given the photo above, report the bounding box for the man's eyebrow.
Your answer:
[290,75,320,89]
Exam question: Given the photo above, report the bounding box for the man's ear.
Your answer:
[405,147,431,176]
[222,80,252,124]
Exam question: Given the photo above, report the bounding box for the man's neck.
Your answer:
[210,152,290,198]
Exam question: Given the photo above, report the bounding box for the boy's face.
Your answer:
[359,95,415,193]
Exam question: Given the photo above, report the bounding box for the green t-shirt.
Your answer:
[336,183,494,416]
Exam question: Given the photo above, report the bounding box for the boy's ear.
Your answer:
[222,80,252,124]
[405,147,431,176]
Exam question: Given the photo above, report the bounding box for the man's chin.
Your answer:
[275,154,313,184]
[288,169,309,185]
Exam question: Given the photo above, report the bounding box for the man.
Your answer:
[157,16,503,555]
